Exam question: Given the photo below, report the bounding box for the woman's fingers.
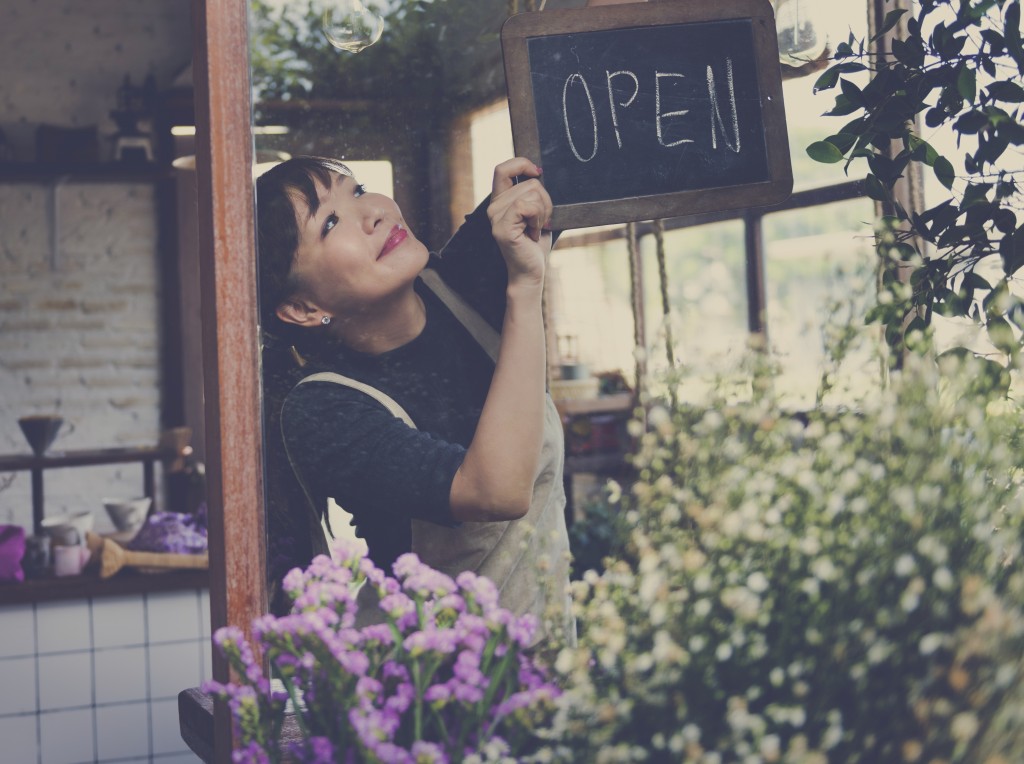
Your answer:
[489,182,552,241]
[492,157,542,197]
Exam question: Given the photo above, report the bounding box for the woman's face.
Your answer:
[286,171,430,317]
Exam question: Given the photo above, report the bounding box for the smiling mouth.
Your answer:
[378,224,407,259]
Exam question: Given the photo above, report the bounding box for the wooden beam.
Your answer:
[190,0,267,761]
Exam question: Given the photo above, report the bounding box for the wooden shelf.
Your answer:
[0,161,172,184]
[0,444,176,536]
[0,568,208,606]
[0,445,171,471]
[554,392,635,418]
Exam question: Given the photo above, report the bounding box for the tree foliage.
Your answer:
[808,0,1024,366]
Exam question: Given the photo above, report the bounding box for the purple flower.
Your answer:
[369,741,414,764]
[404,627,459,656]
[403,568,457,599]
[393,552,424,579]
[213,543,557,764]
[379,591,417,625]
[300,736,335,764]
[456,571,500,611]
[330,537,368,565]
[231,741,270,764]
[453,682,485,703]
[410,740,450,764]
[361,623,396,645]
[508,614,538,647]
[453,650,488,688]
[424,683,452,704]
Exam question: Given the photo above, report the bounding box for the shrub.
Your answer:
[542,353,1024,763]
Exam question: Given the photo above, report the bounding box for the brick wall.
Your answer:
[0,0,191,532]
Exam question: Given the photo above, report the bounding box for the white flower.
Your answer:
[932,566,954,591]
[919,632,946,656]
[895,554,915,577]
[810,557,838,582]
[759,734,781,762]
[951,712,980,742]
[769,667,785,687]
[800,578,821,599]
[747,572,769,593]
[716,642,733,661]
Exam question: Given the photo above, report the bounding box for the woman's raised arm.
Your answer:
[448,158,552,521]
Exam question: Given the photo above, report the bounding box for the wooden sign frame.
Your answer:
[501,0,793,230]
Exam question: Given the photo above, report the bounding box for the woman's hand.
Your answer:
[487,157,553,286]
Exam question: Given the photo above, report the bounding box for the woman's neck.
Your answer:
[328,285,427,355]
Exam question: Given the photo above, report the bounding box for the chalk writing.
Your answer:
[708,59,740,152]
[562,73,598,162]
[556,60,740,161]
[606,70,639,150]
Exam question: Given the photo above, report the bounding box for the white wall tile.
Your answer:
[0,656,38,715]
[0,713,39,764]
[146,591,201,644]
[36,601,91,654]
[92,596,146,649]
[199,589,211,639]
[150,698,189,756]
[39,707,94,764]
[148,641,201,699]
[94,646,147,705]
[38,652,92,711]
[95,701,150,762]
[0,604,36,658]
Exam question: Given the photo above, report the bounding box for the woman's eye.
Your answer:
[322,213,338,237]
[354,184,367,197]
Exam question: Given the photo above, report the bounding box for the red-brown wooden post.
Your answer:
[191,0,267,760]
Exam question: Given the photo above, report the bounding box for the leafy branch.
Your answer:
[807,0,1024,372]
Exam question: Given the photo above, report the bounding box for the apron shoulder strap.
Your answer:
[295,371,417,429]
[419,268,500,362]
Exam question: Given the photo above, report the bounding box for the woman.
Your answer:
[259,155,574,647]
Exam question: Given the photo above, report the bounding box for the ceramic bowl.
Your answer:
[102,497,152,534]
[40,510,94,546]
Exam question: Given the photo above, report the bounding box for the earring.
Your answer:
[321,315,332,326]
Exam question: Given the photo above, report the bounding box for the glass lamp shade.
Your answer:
[773,0,828,67]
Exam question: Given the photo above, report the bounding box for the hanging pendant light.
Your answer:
[772,0,828,67]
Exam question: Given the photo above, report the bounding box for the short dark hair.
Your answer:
[256,156,352,333]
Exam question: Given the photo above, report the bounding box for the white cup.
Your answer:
[53,544,87,577]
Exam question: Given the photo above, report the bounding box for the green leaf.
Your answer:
[813,67,841,92]
[871,8,908,42]
[987,315,1018,355]
[925,107,947,128]
[907,135,939,166]
[1001,226,1024,276]
[806,140,845,163]
[955,110,989,134]
[863,174,889,202]
[962,182,993,208]
[826,94,861,117]
[827,132,858,154]
[957,66,977,103]
[840,78,866,108]
[987,80,1024,102]
[934,156,955,189]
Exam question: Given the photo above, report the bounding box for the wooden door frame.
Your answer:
[191,0,267,759]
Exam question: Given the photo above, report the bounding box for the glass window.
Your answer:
[764,198,880,409]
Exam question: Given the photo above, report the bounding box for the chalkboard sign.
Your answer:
[501,0,792,229]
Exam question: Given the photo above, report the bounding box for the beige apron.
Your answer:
[291,269,575,647]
